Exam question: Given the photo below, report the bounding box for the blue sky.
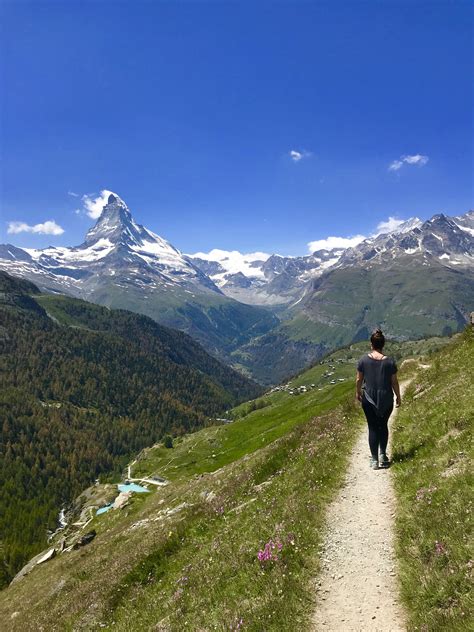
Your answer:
[1,1,472,255]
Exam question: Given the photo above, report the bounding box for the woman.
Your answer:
[356,329,401,469]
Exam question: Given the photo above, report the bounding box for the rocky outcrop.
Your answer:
[10,548,56,585]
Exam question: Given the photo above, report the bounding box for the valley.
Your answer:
[0,272,260,587]
[0,324,469,630]
[1,195,472,383]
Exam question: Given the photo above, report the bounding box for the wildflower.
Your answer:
[434,540,447,556]
[257,538,283,563]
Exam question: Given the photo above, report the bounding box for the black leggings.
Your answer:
[362,399,393,459]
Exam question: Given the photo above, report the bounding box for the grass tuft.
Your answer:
[392,328,473,632]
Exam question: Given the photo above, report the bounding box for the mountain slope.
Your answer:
[0,272,261,586]
[231,211,474,381]
[0,334,457,630]
[0,194,278,370]
[191,211,473,309]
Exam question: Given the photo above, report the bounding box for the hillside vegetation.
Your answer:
[0,355,361,630]
[0,272,260,587]
[392,327,473,631]
[0,331,457,629]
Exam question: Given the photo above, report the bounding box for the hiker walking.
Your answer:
[356,329,401,469]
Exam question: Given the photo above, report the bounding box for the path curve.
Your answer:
[311,383,410,631]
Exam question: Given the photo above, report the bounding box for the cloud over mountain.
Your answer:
[82,190,115,219]
[307,234,365,253]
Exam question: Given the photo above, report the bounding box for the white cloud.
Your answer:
[67,191,79,197]
[388,159,404,171]
[82,189,114,219]
[289,149,312,162]
[388,154,429,171]
[375,216,405,234]
[7,220,64,235]
[307,234,365,253]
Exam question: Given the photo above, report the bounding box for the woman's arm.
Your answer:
[391,374,401,407]
[356,370,364,401]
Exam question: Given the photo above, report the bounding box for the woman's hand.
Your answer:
[395,397,401,408]
[356,392,362,402]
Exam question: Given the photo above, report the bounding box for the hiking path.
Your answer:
[311,381,411,631]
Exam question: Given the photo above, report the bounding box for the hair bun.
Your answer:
[370,328,385,350]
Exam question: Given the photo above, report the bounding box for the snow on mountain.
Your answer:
[453,210,474,237]
[389,217,423,234]
[188,249,271,286]
[336,212,473,269]
[1,198,472,309]
[0,193,220,295]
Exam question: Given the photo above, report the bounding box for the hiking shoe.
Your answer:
[370,457,379,470]
[379,454,390,468]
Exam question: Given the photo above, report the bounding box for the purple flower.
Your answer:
[257,538,284,563]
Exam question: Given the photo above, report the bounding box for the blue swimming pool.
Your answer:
[118,483,150,493]
[96,503,113,515]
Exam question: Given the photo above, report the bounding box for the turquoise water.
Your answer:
[96,503,113,515]
[118,483,150,493]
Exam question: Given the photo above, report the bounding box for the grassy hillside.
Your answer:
[0,350,361,630]
[296,259,473,343]
[0,334,458,629]
[0,272,261,587]
[391,327,473,631]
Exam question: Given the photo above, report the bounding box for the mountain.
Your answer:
[188,217,432,307]
[190,248,344,306]
[1,197,472,384]
[0,194,278,368]
[0,271,261,586]
[233,211,474,382]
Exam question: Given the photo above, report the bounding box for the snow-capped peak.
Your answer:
[84,193,140,247]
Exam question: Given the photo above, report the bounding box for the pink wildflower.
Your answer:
[257,538,283,563]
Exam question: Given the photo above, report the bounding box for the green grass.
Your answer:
[0,342,363,631]
[133,380,352,483]
[132,337,452,488]
[391,328,473,632]
[0,334,466,631]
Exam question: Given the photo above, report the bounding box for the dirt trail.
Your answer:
[311,382,410,631]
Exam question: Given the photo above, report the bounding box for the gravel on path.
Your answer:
[311,385,409,632]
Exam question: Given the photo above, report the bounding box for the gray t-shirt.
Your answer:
[357,354,397,416]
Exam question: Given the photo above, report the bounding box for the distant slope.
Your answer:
[297,256,473,341]
[392,328,473,631]
[238,256,473,383]
[0,272,261,586]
